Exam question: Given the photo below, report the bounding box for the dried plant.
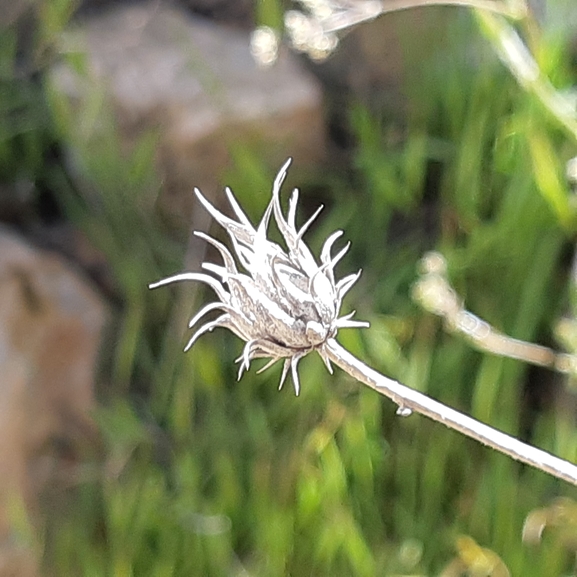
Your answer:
[150,160,577,486]
[251,0,527,65]
[149,159,368,395]
[413,251,577,376]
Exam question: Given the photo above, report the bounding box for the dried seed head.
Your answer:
[149,158,368,394]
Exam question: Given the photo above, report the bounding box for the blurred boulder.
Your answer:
[78,0,254,27]
[0,226,107,570]
[50,2,325,226]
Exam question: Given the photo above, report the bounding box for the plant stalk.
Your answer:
[376,0,525,18]
[325,338,577,486]
[322,0,525,34]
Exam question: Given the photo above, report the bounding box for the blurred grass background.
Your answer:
[3,0,577,575]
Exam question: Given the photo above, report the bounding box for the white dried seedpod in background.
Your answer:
[250,26,279,67]
[149,158,368,395]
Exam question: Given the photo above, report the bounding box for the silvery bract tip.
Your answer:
[149,158,368,395]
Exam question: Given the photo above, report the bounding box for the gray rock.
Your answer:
[0,226,108,568]
[50,2,325,227]
[77,0,254,27]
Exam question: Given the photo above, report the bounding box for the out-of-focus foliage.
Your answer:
[0,28,53,201]
[4,2,577,576]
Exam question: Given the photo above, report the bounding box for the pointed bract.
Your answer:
[149,159,368,394]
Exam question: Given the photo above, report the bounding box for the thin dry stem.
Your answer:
[375,0,524,19]
[412,252,577,376]
[321,0,525,34]
[325,338,577,486]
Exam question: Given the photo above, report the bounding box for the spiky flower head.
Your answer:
[149,158,368,394]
